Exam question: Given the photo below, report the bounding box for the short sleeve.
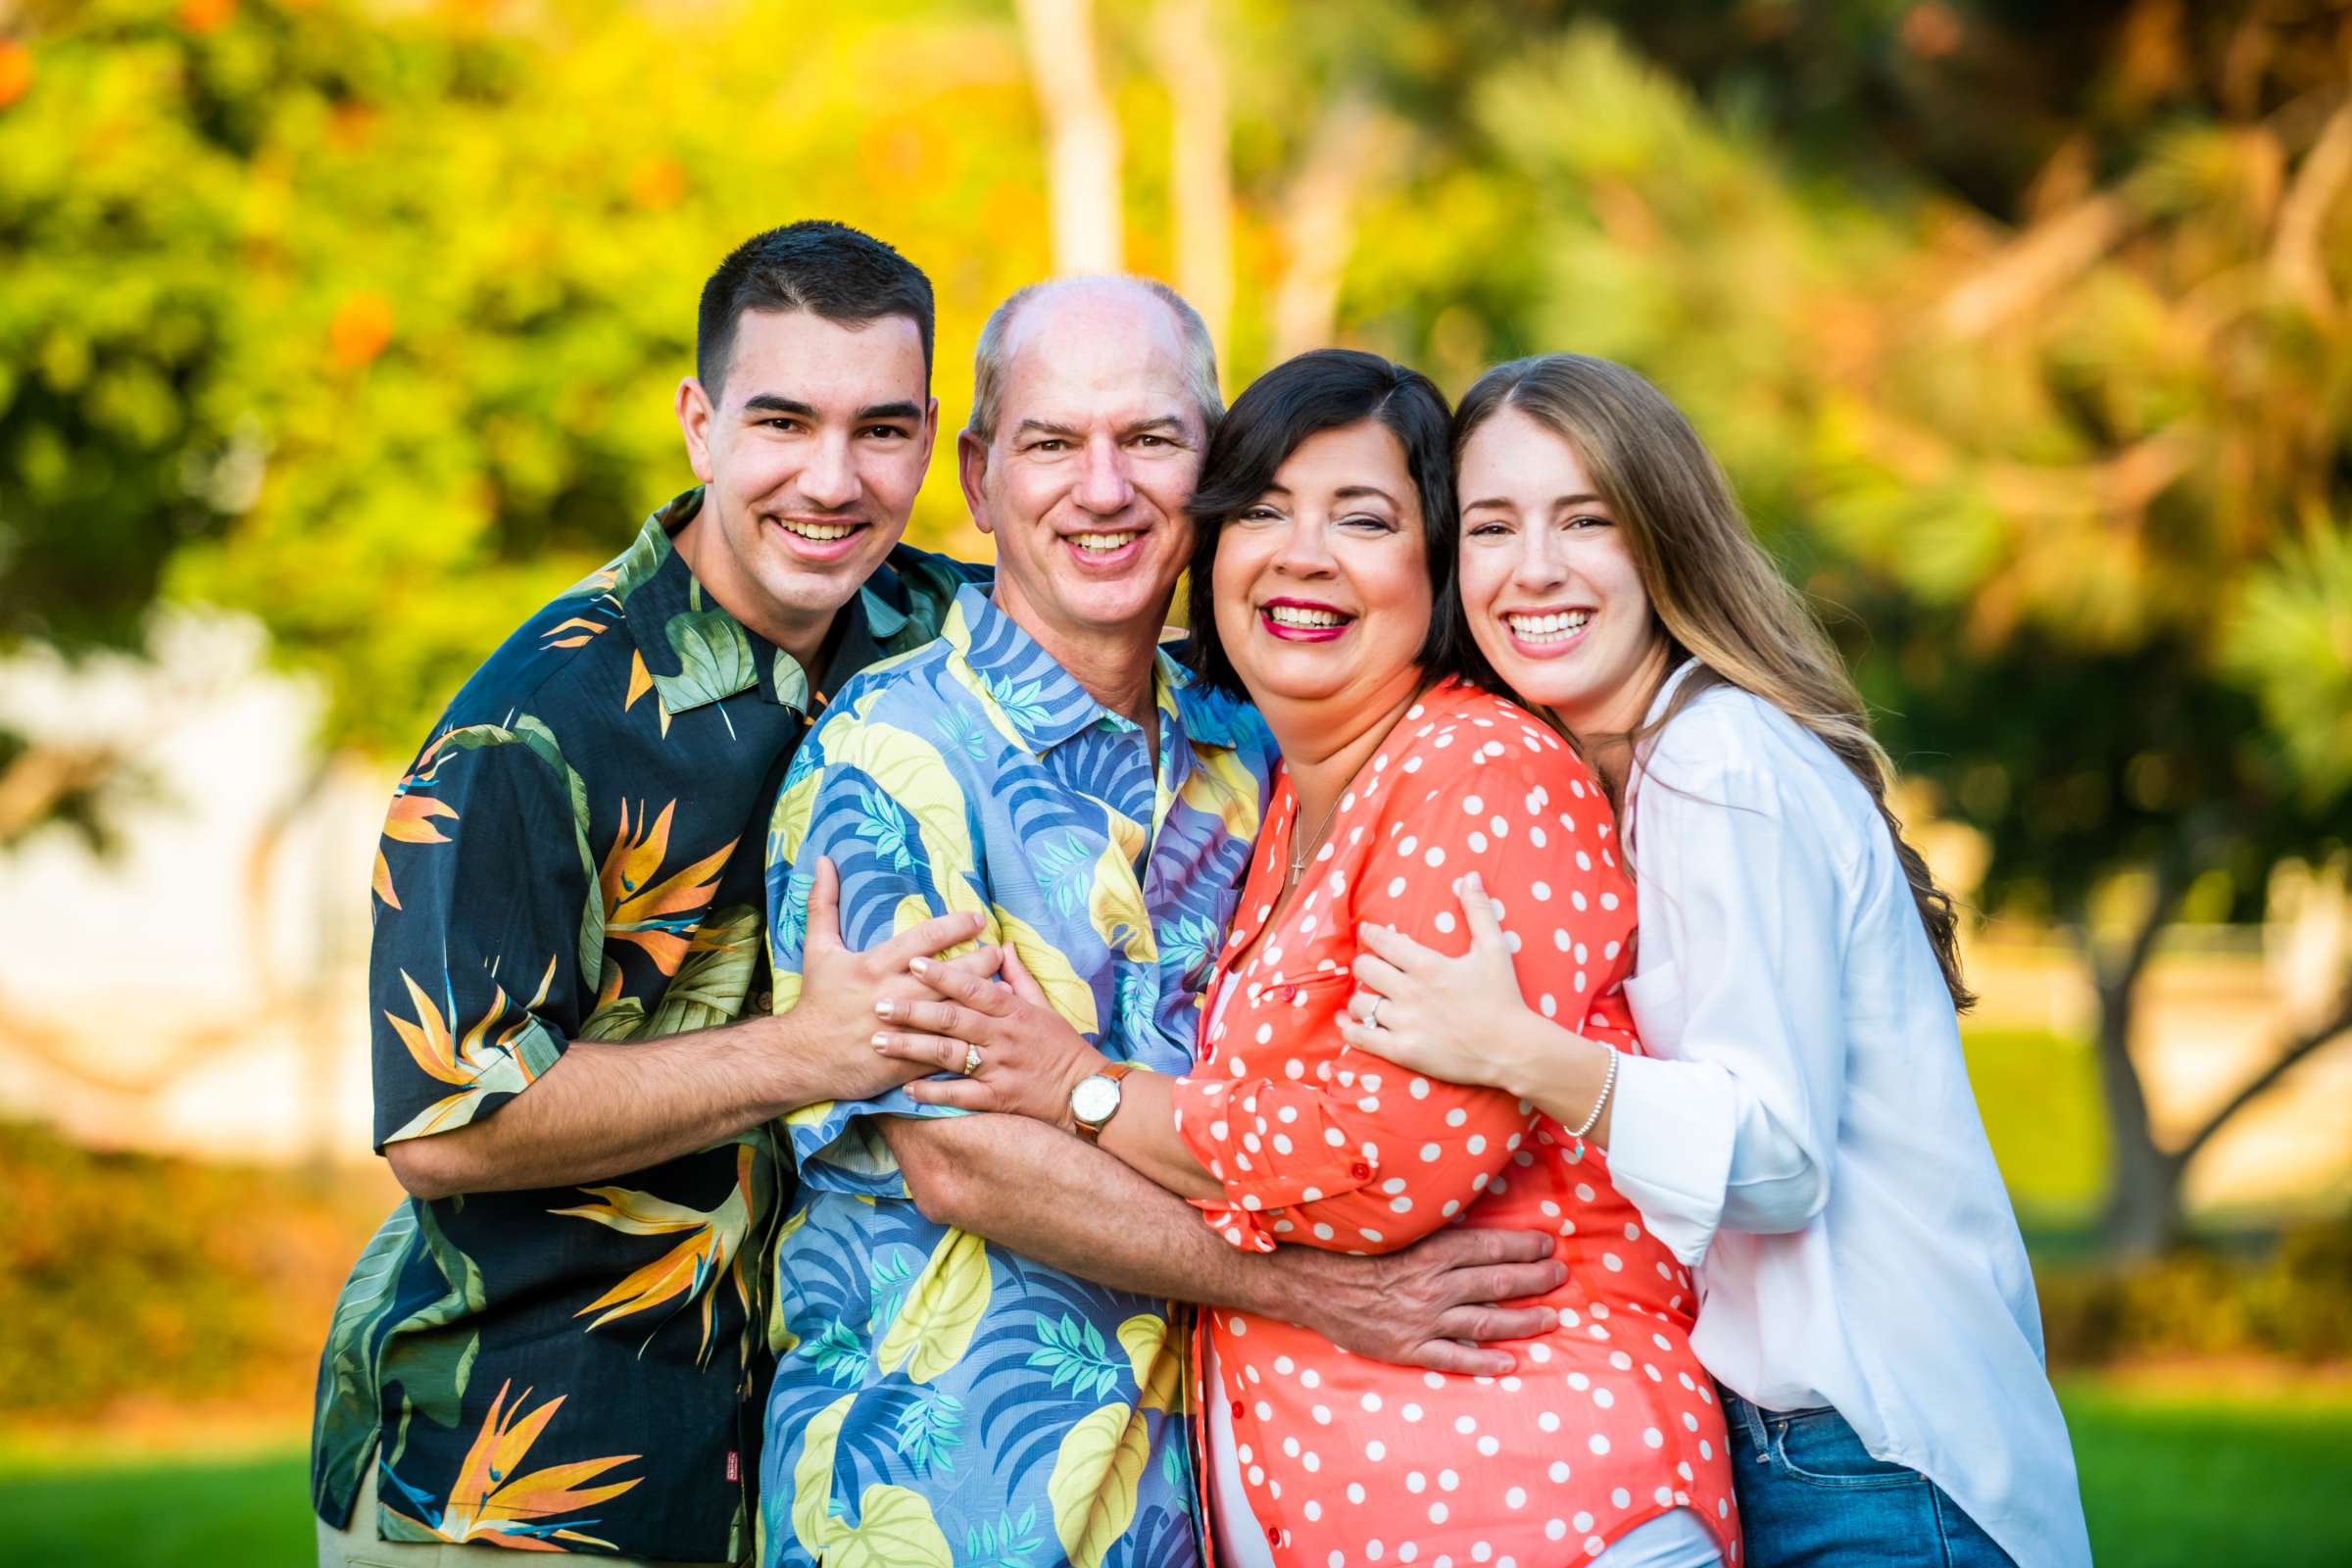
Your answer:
[765,703,990,1198]
[1171,741,1634,1253]
[368,722,589,1149]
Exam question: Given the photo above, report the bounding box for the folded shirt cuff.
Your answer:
[1603,1052,1739,1269]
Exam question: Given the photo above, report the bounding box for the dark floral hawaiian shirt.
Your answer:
[311,487,984,1561]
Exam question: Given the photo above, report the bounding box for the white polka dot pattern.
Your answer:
[1173,682,1739,1566]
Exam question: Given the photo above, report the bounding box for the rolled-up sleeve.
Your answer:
[1172,755,1630,1255]
[1603,758,1846,1266]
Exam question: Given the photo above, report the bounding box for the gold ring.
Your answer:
[961,1043,983,1076]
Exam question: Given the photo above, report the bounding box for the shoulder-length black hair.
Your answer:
[1183,347,1493,698]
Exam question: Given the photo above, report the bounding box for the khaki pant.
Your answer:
[318,1454,733,1567]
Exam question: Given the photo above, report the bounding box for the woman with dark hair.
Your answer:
[870,349,1737,1568]
[1342,355,2089,1568]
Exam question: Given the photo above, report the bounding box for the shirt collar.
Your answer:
[942,584,1247,759]
[614,487,893,715]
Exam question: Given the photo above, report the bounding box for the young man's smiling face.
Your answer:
[674,306,937,661]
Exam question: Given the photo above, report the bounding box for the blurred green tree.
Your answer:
[0,0,1045,768]
[1401,11,2352,1253]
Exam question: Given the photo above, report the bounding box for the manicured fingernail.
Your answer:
[909,956,931,976]
[874,1000,894,1019]
[871,1032,891,1048]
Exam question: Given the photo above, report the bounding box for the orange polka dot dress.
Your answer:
[1168,679,1740,1567]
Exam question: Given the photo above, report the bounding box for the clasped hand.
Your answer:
[870,946,1112,1130]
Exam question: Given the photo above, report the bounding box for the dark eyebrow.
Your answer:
[1011,417,1082,440]
[741,395,816,418]
[1334,485,1397,505]
[1124,416,1192,440]
[857,402,923,422]
[1463,492,1608,514]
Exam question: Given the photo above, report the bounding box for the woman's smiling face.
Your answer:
[1456,405,1667,737]
[1211,418,1433,716]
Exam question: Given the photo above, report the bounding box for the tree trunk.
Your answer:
[1152,0,1232,367]
[1269,92,1400,358]
[2088,960,2188,1256]
[1015,0,1123,275]
[2076,858,2190,1258]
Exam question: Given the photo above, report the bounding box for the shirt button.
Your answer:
[1231,1399,1246,1420]
[1349,1161,1371,1180]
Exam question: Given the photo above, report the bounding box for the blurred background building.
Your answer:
[1,1,2349,1562]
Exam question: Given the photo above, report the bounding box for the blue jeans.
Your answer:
[1721,1390,2017,1568]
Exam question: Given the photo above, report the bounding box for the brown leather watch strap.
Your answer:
[1075,1061,1139,1143]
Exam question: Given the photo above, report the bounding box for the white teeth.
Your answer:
[781,520,858,542]
[1267,605,1348,628]
[1072,531,1140,552]
[1505,610,1591,642]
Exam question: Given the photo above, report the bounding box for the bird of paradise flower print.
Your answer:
[381,959,566,1144]
[599,799,735,976]
[380,1378,644,1552]
[315,489,994,1564]
[551,1144,759,1366]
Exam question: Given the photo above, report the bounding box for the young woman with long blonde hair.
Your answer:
[1341,354,2091,1568]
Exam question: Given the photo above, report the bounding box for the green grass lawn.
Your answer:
[4,1379,2347,1567]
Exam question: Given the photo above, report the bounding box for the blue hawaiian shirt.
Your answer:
[760,585,1274,1568]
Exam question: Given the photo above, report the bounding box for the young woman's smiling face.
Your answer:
[1456,405,1668,737]
[1211,418,1431,718]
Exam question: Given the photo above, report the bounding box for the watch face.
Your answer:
[1071,1074,1120,1126]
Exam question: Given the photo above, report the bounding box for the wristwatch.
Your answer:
[1070,1062,1138,1143]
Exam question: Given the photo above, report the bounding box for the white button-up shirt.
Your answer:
[1605,663,2091,1568]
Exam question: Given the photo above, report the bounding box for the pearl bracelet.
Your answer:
[1566,1045,1619,1159]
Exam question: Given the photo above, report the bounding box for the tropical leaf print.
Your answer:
[806,1321,870,1387]
[439,716,603,981]
[550,1144,755,1364]
[1047,1400,1151,1568]
[853,787,919,877]
[872,1230,991,1385]
[1087,837,1157,961]
[991,906,1101,1036]
[379,1379,642,1551]
[963,1504,1043,1568]
[791,1394,855,1561]
[890,1388,964,1476]
[645,905,760,1037]
[1031,832,1095,921]
[313,1204,417,1502]
[1026,1313,1126,1400]
[1115,1313,1187,1414]
[828,1484,954,1568]
[869,1247,920,1330]
[381,961,565,1143]
[597,799,734,976]
[654,605,759,715]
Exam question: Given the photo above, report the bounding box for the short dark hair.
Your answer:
[1184,348,1491,698]
[695,220,935,399]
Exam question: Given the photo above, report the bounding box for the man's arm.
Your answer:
[387,859,987,1200]
[882,1113,1566,1376]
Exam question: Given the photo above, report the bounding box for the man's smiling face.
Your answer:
[676,307,936,652]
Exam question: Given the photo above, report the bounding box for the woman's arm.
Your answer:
[1343,872,1621,1143]
[1348,750,1851,1268]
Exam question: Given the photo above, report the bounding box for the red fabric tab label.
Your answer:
[726,1449,740,1483]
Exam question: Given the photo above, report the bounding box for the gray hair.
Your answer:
[965,276,1224,444]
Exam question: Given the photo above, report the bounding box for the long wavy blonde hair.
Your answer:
[1453,354,1974,1010]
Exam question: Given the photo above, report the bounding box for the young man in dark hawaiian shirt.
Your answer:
[311,221,997,1566]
